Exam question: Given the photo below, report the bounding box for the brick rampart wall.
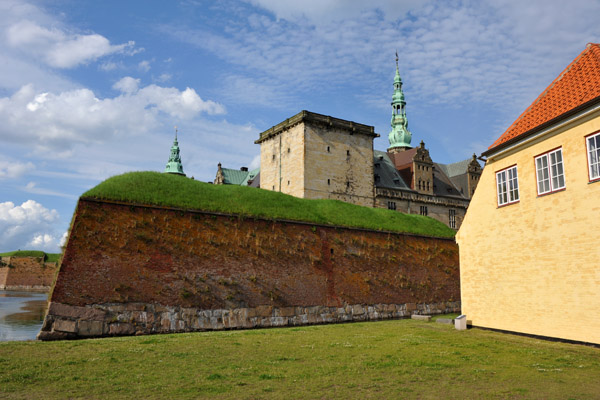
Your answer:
[39,198,460,340]
[0,256,57,290]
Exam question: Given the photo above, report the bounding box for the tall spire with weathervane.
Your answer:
[164,127,185,176]
[388,51,412,153]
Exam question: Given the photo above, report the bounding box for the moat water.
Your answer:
[0,290,48,341]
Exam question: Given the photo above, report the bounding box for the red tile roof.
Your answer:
[489,43,600,150]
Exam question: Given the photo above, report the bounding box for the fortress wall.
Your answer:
[0,256,57,291]
[39,198,460,340]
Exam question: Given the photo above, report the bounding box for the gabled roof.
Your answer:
[387,148,417,170]
[221,168,260,186]
[433,163,465,198]
[436,159,472,178]
[373,150,411,190]
[488,43,600,152]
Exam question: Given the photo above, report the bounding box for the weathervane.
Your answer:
[395,50,399,69]
[174,125,178,140]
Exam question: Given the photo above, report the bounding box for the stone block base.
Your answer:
[38,301,461,340]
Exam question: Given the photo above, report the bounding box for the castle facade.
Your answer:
[216,59,482,229]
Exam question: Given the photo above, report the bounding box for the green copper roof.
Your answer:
[221,167,260,185]
[164,131,185,176]
[388,52,412,150]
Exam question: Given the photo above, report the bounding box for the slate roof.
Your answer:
[374,150,411,190]
[489,43,600,151]
[436,158,472,178]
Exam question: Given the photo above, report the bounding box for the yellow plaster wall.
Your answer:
[457,112,600,344]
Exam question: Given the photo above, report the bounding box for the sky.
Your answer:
[1,0,599,253]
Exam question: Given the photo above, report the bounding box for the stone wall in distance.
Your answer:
[0,256,57,291]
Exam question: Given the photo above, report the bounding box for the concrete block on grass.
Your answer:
[411,314,431,322]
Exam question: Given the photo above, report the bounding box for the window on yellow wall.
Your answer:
[587,132,600,182]
[496,165,519,206]
[535,148,565,195]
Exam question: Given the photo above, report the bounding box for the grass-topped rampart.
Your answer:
[82,171,455,238]
[0,251,61,263]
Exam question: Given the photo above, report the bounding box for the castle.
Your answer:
[214,58,482,229]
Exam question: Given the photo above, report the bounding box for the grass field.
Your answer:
[82,171,456,238]
[0,251,61,263]
[1,318,598,399]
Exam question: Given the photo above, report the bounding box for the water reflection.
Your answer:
[0,291,48,341]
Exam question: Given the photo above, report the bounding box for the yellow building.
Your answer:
[457,43,600,344]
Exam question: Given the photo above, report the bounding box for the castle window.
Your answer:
[387,201,396,210]
[496,165,519,206]
[327,146,330,153]
[272,185,275,190]
[272,154,276,160]
[287,148,290,153]
[288,180,290,185]
[347,150,350,156]
[586,132,600,181]
[327,179,330,185]
[426,181,430,191]
[535,148,565,195]
[449,209,456,229]
[419,206,428,216]
[346,181,350,188]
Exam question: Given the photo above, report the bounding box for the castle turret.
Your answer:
[164,128,185,176]
[388,51,412,153]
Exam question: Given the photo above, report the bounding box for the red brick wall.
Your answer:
[50,199,459,309]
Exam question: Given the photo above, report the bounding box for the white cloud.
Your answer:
[244,0,428,24]
[113,76,140,94]
[0,200,62,252]
[248,154,261,170]
[138,60,151,72]
[0,82,226,152]
[6,20,136,69]
[23,181,77,199]
[170,0,600,126]
[156,73,172,83]
[99,61,119,71]
[0,160,35,180]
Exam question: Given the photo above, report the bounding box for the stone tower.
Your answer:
[388,52,412,153]
[466,153,482,198]
[255,111,378,207]
[164,129,185,176]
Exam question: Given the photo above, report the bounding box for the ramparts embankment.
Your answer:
[0,257,57,291]
[39,198,459,340]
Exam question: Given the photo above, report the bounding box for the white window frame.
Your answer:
[534,148,565,195]
[496,165,519,206]
[587,131,600,182]
[448,209,456,229]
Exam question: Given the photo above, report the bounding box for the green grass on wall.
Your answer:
[81,171,455,238]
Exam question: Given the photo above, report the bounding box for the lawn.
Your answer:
[0,251,61,263]
[1,319,598,399]
[81,171,456,238]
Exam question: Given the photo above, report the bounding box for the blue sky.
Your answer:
[1,0,599,253]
